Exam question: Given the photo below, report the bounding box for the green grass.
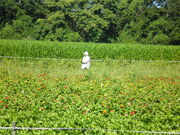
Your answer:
[1,59,180,78]
[0,59,179,134]
[0,39,180,60]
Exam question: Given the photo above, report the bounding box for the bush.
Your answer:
[152,33,170,45]
[0,25,16,39]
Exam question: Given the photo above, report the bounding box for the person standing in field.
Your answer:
[81,51,90,69]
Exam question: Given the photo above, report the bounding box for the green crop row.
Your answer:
[0,39,180,60]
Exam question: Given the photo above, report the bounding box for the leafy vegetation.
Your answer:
[0,39,180,61]
[0,0,179,45]
[0,59,179,134]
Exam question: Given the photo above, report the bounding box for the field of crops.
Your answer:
[0,39,180,60]
[0,39,180,134]
[0,58,180,134]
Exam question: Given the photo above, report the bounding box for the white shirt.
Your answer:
[82,56,90,64]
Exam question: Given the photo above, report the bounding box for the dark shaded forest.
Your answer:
[0,0,179,45]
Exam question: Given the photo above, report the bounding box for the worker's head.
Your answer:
[84,51,89,56]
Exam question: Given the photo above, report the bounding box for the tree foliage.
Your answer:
[0,0,179,45]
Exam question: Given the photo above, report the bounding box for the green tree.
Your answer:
[145,18,171,44]
[165,0,180,45]
[33,11,83,42]
[116,0,147,43]
[0,25,15,39]
[0,0,179,44]
[0,0,21,24]
[0,15,33,39]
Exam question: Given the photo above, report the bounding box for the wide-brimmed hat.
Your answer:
[84,51,88,56]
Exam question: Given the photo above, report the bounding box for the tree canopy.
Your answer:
[0,0,179,45]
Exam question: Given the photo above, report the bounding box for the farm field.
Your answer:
[0,39,180,61]
[0,58,180,135]
[0,0,180,134]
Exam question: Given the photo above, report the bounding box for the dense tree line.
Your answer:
[0,0,179,45]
